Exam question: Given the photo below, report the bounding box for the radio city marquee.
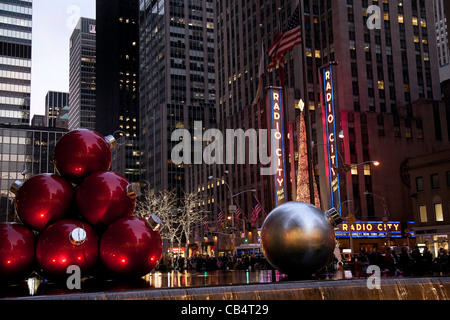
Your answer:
[320,62,342,212]
[267,87,287,206]
[336,221,402,238]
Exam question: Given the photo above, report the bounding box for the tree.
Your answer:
[134,189,180,265]
[178,191,209,259]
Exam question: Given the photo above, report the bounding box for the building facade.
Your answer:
[139,0,216,194]
[0,124,68,222]
[96,0,141,182]
[45,91,69,128]
[0,0,32,125]
[68,17,96,131]
[409,149,450,257]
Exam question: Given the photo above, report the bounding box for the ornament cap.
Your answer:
[69,227,87,245]
[126,183,140,199]
[326,207,342,227]
[104,135,117,149]
[146,215,161,231]
[10,180,23,195]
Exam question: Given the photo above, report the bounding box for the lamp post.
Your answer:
[208,173,256,255]
[364,191,390,247]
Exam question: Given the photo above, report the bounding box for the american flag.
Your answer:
[216,206,224,231]
[251,195,263,226]
[268,5,302,59]
[234,199,243,221]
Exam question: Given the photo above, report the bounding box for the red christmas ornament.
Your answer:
[53,129,116,184]
[100,216,162,277]
[36,219,99,277]
[11,174,75,231]
[0,223,36,281]
[76,171,136,227]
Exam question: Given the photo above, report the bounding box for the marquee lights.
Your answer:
[320,63,341,213]
[268,88,287,206]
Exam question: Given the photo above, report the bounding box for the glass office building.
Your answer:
[0,124,67,222]
[0,0,32,125]
[68,17,96,130]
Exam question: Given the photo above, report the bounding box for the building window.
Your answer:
[419,205,427,222]
[416,176,424,192]
[434,203,444,222]
[431,174,440,189]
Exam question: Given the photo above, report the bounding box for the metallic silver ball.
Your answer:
[261,201,336,276]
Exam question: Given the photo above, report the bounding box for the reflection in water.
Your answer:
[143,270,285,289]
[1,270,287,298]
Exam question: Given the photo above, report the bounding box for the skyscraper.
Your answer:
[434,0,450,81]
[139,0,216,194]
[213,0,448,251]
[45,91,69,128]
[0,0,32,125]
[68,17,96,131]
[96,0,141,182]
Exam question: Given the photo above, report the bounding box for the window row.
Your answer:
[0,27,31,40]
[0,82,30,93]
[416,172,450,192]
[418,203,446,223]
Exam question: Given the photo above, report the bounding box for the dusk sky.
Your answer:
[30,0,95,118]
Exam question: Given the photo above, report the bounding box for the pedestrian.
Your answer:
[411,246,422,276]
[422,247,433,275]
[384,248,397,277]
[399,246,412,276]
[333,261,345,280]
[440,249,449,275]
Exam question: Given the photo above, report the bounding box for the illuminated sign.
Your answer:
[320,63,341,213]
[336,221,403,238]
[268,87,287,206]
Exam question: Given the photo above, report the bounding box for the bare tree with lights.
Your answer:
[134,189,181,265]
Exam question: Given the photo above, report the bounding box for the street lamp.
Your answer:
[207,174,256,255]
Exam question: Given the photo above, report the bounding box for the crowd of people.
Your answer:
[329,246,450,279]
[161,253,272,272]
[159,246,450,280]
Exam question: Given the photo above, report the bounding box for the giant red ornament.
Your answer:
[76,171,136,227]
[53,129,115,184]
[12,174,74,231]
[100,216,162,277]
[0,223,36,281]
[36,219,99,277]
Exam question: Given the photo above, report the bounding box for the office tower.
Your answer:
[0,0,32,125]
[68,18,96,131]
[435,0,449,69]
[96,0,141,182]
[139,0,216,194]
[298,0,450,258]
[45,91,69,128]
[212,1,300,243]
[0,124,68,222]
[212,0,450,253]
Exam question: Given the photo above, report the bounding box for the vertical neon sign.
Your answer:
[321,64,341,214]
[268,87,287,206]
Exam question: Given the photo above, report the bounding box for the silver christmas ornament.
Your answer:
[261,201,338,277]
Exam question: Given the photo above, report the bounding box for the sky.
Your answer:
[30,0,96,119]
